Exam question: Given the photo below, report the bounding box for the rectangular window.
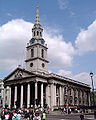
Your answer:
[64,87,67,95]
[74,90,76,97]
[31,49,34,57]
[69,89,71,96]
[41,49,44,58]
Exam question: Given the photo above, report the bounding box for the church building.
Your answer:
[3,5,90,109]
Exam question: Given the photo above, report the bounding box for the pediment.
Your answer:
[4,67,34,82]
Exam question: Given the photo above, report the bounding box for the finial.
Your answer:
[37,2,39,9]
[35,3,40,24]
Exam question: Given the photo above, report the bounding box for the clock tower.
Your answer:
[25,4,49,73]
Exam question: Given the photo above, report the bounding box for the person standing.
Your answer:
[42,110,46,120]
[80,111,84,120]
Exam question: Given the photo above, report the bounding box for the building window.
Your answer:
[41,49,44,58]
[30,63,33,67]
[37,31,39,36]
[69,89,71,96]
[78,91,80,97]
[0,89,1,93]
[31,49,34,57]
[74,90,76,97]
[42,63,45,68]
[34,31,35,36]
[40,32,42,36]
[64,87,67,95]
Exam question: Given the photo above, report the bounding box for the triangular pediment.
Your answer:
[4,67,35,82]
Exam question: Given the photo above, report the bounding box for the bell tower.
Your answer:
[25,4,49,73]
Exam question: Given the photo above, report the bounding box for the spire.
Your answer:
[35,3,40,24]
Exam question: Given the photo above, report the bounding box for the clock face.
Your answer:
[31,39,35,44]
[41,39,44,44]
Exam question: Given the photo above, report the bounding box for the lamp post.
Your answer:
[90,72,95,107]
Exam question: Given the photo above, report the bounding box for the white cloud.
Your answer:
[0,19,75,72]
[57,69,72,77]
[57,69,96,88]
[44,30,75,68]
[73,72,91,85]
[75,20,96,55]
[0,19,33,70]
[58,0,69,10]
[73,72,96,88]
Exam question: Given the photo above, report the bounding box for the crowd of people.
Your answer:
[1,108,47,120]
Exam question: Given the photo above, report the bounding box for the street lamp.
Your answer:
[90,72,95,106]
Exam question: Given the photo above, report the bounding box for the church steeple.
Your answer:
[32,3,43,39]
[25,4,49,73]
[35,3,40,25]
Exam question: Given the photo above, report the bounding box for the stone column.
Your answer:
[14,85,17,108]
[54,84,56,106]
[27,83,30,108]
[46,84,50,107]
[50,83,54,108]
[41,83,43,108]
[76,89,78,106]
[50,83,56,109]
[3,88,6,108]
[20,84,23,108]
[35,82,38,100]
[6,86,9,107]
[81,91,83,106]
[60,86,63,106]
[9,86,11,108]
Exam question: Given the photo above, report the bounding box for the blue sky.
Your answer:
[0,0,96,88]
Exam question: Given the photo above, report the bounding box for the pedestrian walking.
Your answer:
[80,111,84,120]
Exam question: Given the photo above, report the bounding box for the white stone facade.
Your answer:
[0,79,4,107]
[3,5,91,109]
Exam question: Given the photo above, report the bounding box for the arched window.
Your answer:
[37,31,39,36]
[31,49,34,57]
[34,31,35,36]
[40,32,42,36]
[41,49,44,58]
